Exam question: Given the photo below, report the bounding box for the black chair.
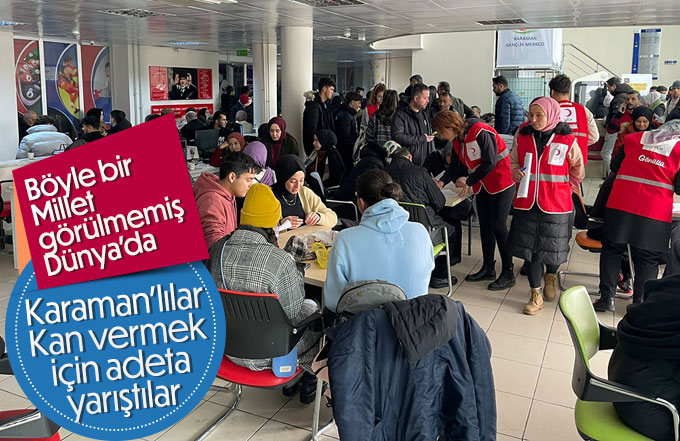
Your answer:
[307,171,359,222]
[194,289,330,441]
[0,337,61,441]
[398,202,453,298]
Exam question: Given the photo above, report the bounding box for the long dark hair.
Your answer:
[356,170,403,206]
[375,89,398,126]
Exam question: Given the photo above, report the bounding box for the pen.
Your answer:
[520,167,527,172]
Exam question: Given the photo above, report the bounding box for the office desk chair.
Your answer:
[560,286,679,441]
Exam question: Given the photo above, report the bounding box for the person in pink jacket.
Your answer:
[193,152,260,249]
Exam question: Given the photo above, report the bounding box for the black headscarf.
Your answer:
[272,155,306,219]
[632,106,655,131]
[316,129,337,149]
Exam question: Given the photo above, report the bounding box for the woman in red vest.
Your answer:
[432,110,516,290]
[593,109,680,311]
[508,97,584,315]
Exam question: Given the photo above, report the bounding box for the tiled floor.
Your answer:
[0,177,626,441]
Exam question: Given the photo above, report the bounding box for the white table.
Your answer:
[277,225,331,287]
[188,161,219,183]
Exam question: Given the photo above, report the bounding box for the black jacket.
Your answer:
[391,101,434,166]
[494,88,524,135]
[303,93,335,155]
[328,295,496,441]
[333,142,386,201]
[605,83,634,131]
[180,119,207,143]
[107,119,132,135]
[65,131,105,151]
[386,156,445,226]
[334,104,358,166]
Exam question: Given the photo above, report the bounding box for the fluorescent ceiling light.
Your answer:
[169,41,203,46]
[194,0,238,4]
[337,60,355,63]
[0,20,26,26]
[365,50,391,54]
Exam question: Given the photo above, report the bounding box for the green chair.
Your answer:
[398,202,453,298]
[559,286,679,441]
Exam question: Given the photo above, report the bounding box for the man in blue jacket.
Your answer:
[492,75,524,135]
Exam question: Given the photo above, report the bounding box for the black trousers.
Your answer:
[599,239,664,303]
[524,260,560,289]
[609,348,680,441]
[475,186,514,270]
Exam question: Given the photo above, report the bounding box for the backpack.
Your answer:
[336,280,407,318]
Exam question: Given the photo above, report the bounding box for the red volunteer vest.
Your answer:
[453,122,514,194]
[514,131,575,214]
[559,100,589,165]
[607,131,680,223]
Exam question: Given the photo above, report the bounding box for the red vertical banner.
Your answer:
[150,66,169,100]
[14,39,42,114]
[197,68,212,99]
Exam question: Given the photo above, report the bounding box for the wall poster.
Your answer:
[82,45,112,124]
[150,66,213,101]
[14,39,42,115]
[44,41,81,135]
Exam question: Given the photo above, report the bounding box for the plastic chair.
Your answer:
[557,192,634,298]
[398,202,453,298]
[559,286,679,441]
[0,337,61,441]
[194,289,330,441]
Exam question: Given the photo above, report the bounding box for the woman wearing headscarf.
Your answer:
[209,132,245,167]
[305,128,344,186]
[592,109,680,311]
[272,154,338,230]
[508,97,584,315]
[243,141,275,186]
[613,106,657,158]
[263,116,299,167]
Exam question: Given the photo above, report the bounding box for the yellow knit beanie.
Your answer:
[240,184,282,229]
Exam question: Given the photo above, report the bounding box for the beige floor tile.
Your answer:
[0,389,33,409]
[491,357,540,398]
[548,320,573,345]
[64,435,146,441]
[249,420,312,441]
[155,403,266,441]
[496,434,521,440]
[461,304,498,330]
[271,395,334,431]
[208,385,291,419]
[0,296,8,310]
[495,391,531,439]
[534,368,576,408]
[487,330,547,366]
[489,311,553,340]
[452,286,505,310]
[0,376,27,397]
[499,294,558,316]
[0,281,13,300]
[542,341,575,373]
[524,400,582,441]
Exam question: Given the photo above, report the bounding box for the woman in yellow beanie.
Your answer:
[207,184,321,402]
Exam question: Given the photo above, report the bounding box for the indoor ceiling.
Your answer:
[2,0,679,63]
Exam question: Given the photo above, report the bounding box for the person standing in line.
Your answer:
[433,110,516,291]
[492,75,524,135]
[508,97,584,315]
[391,83,435,166]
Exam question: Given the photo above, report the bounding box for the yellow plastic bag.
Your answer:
[310,242,329,269]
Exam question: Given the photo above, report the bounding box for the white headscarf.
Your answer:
[644,91,662,108]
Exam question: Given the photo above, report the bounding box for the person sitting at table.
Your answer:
[272,155,338,230]
[592,108,680,311]
[432,110,516,291]
[243,141,275,186]
[324,170,434,312]
[208,183,321,403]
[607,274,680,441]
[385,146,458,288]
[16,115,73,158]
[508,97,584,315]
[262,116,299,167]
[194,151,259,249]
[209,132,245,167]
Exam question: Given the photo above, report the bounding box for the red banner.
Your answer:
[197,69,212,99]
[151,103,214,117]
[150,66,169,100]
[14,39,42,114]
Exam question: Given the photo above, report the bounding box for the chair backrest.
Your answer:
[572,192,589,230]
[307,171,326,201]
[398,202,432,230]
[195,129,220,157]
[220,289,298,360]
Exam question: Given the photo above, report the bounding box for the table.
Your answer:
[188,161,219,183]
[277,225,331,287]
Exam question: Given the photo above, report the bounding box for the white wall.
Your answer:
[0,31,19,160]
[412,32,496,114]
[562,25,680,87]
[387,57,412,94]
